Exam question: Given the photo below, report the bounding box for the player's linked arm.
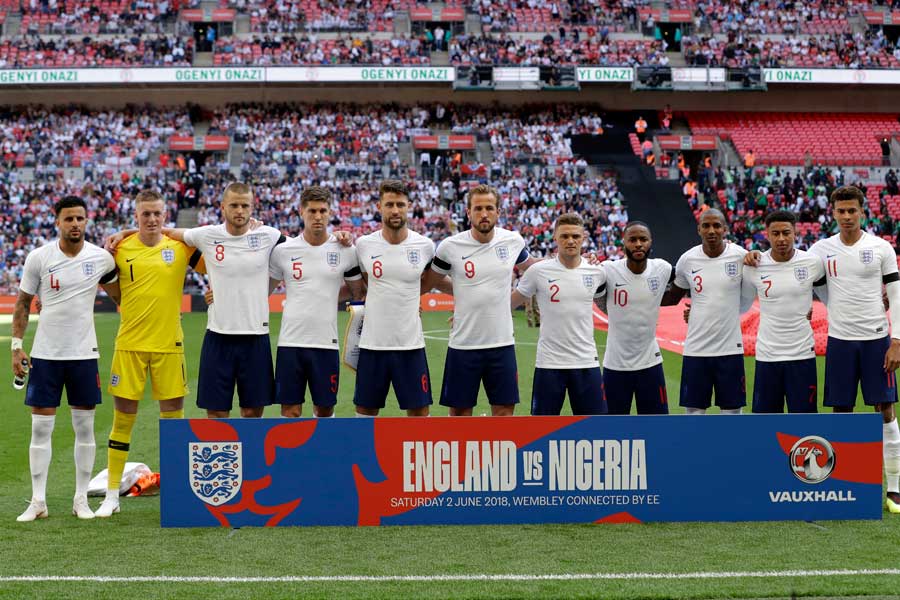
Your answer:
[161,227,188,242]
[11,290,33,377]
[101,280,121,305]
[660,284,687,306]
[421,268,451,295]
[510,289,528,310]
[340,279,366,302]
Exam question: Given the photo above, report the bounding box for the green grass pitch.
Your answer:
[0,311,898,599]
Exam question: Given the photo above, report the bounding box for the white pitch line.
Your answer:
[2,569,900,584]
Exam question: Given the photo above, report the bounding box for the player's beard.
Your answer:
[475,220,494,234]
[385,215,407,231]
[624,247,647,263]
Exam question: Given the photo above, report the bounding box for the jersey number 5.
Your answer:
[292,262,302,280]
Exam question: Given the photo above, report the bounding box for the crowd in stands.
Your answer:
[691,0,856,36]
[19,0,177,35]
[683,30,900,69]
[213,34,429,65]
[212,102,427,178]
[0,35,193,68]
[473,0,639,33]
[235,0,413,33]
[0,105,193,170]
[450,34,666,66]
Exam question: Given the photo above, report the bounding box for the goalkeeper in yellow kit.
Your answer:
[95,190,205,518]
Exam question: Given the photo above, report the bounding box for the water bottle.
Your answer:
[12,360,28,390]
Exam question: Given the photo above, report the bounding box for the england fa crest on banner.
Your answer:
[794,266,809,281]
[582,275,594,289]
[82,262,95,277]
[725,261,738,277]
[407,249,421,265]
[326,252,340,268]
[161,249,175,264]
[647,277,660,293]
[189,442,242,506]
[247,234,261,250]
[496,246,509,261]
[860,249,874,265]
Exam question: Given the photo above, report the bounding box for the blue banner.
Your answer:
[160,415,883,527]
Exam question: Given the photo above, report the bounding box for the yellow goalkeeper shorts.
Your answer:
[108,350,189,401]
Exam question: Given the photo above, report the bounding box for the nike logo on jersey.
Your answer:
[760,275,770,280]
[290,256,302,262]
[370,254,383,259]
[615,282,627,288]
[826,254,837,259]
[47,263,67,273]
[125,257,138,263]
[547,278,559,283]
[691,268,702,274]
[213,240,225,245]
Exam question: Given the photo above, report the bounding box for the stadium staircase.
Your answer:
[571,116,697,263]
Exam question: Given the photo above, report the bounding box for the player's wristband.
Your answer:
[11,337,23,352]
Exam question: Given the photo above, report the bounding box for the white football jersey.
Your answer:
[810,232,899,341]
[432,228,528,349]
[269,235,361,349]
[356,229,435,350]
[674,243,747,357]
[602,258,672,371]
[516,257,606,369]
[184,224,283,335]
[744,250,825,362]
[19,241,117,360]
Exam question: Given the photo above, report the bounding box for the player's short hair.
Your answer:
[135,190,164,205]
[623,220,651,236]
[830,185,864,207]
[467,184,500,208]
[554,212,584,232]
[54,195,87,216]
[301,186,332,207]
[764,210,797,227]
[223,181,253,201]
[379,180,409,200]
[700,208,726,225]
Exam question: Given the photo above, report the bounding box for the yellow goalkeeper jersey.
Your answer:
[114,234,203,353]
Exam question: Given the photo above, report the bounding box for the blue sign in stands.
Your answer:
[161,414,883,527]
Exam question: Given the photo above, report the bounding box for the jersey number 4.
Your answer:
[49,274,61,291]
